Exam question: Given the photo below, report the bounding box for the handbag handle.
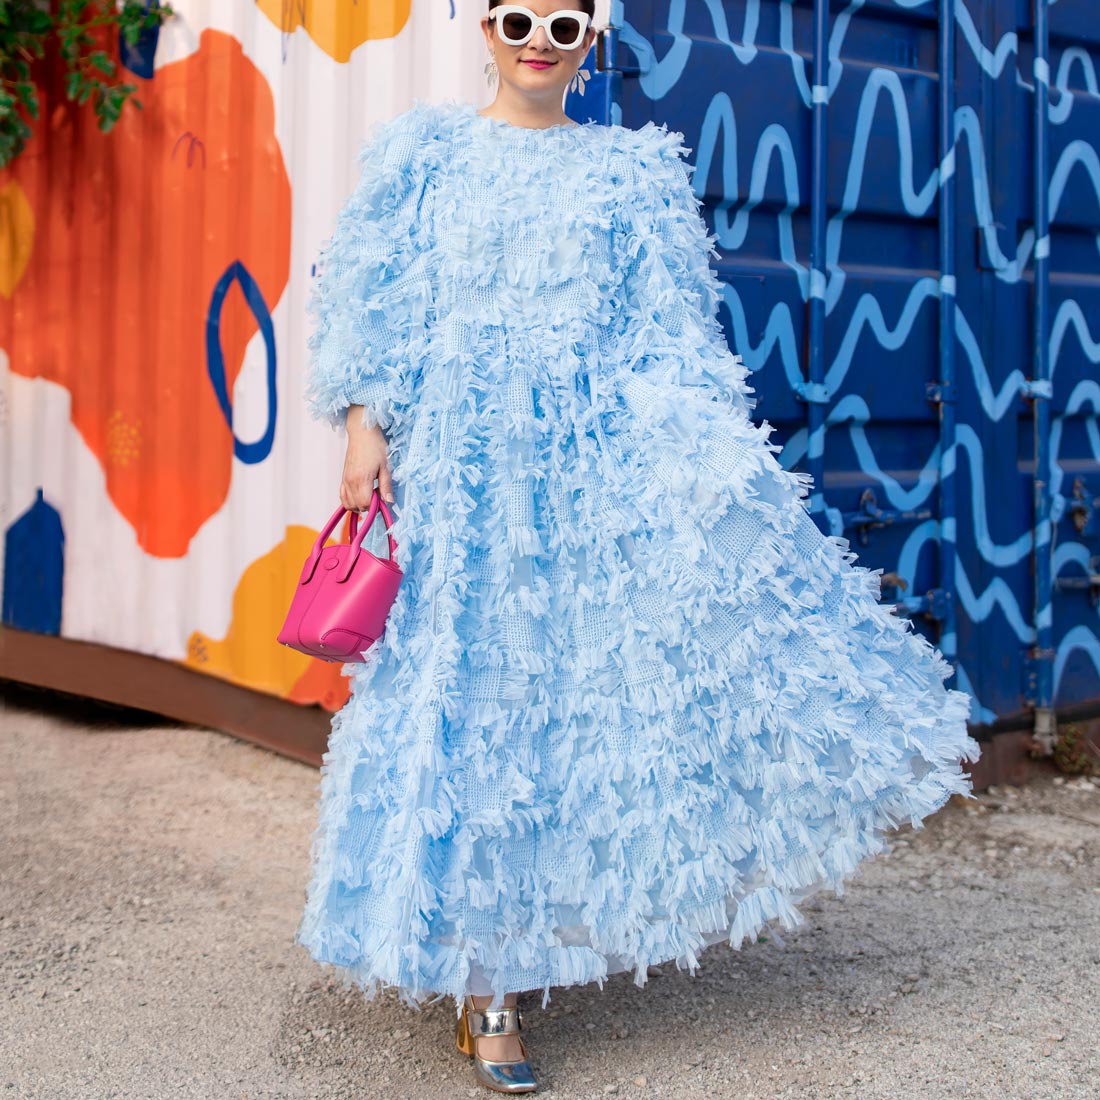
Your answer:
[348,493,397,557]
[339,492,398,582]
[301,491,398,586]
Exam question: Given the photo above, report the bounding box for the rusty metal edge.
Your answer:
[0,624,331,768]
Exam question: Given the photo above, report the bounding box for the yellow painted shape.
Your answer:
[106,409,142,468]
[181,524,348,705]
[254,0,412,62]
[0,180,34,299]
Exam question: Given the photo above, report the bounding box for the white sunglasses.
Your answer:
[489,6,592,51]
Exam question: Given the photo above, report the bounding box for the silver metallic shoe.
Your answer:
[455,995,538,1094]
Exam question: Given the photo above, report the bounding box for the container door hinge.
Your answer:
[792,380,830,404]
[885,586,950,621]
[596,28,643,75]
[1020,378,1052,401]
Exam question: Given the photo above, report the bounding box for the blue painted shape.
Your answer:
[3,488,65,635]
[616,2,1100,728]
[118,1,162,80]
[206,259,279,465]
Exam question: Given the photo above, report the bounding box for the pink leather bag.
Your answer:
[277,491,403,663]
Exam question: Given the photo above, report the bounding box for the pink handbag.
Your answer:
[277,491,403,663]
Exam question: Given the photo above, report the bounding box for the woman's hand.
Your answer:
[341,405,394,511]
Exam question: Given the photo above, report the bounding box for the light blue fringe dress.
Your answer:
[294,100,982,1015]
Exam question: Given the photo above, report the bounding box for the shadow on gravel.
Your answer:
[0,678,191,732]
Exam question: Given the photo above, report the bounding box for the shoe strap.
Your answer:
[467,1003,522,1036]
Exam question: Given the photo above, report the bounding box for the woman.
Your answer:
[294,1,982,1094]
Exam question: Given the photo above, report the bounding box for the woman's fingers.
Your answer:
[342,465,394,510]
[344,468,378,512]
[378,458,395,503]
[340,423,394,511]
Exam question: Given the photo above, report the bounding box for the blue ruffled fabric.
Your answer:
[295,99,981,1015]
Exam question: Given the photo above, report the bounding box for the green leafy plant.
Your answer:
[1052,722,1100,777]
[0,0,173,169]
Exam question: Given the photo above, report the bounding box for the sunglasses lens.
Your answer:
[550,16,583,46]
[500,12,533,42]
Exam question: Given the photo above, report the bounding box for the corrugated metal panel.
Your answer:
[615,0,1100,732]
[0,0,519,712]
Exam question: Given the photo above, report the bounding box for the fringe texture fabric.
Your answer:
[295,100,982,1015]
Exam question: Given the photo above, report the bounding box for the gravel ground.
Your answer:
[2,684,1098,1100]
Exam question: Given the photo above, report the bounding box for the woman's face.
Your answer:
[480,3,597,106]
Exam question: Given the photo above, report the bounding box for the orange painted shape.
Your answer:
[287,657,351,713]
[0,29,292,559]
[255,0,412,61]
[181,524,350,706]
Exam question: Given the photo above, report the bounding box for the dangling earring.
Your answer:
[484,51,498,88]
[570,66,591,96]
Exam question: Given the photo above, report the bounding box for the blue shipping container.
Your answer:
[566,0,1100,743]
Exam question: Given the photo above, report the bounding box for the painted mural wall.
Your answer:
[14,0,1091,736]
[0,0,608,713]
[614,1,1100,731]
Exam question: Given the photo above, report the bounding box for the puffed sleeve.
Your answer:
[304,108,437,433]
[609,126,754,417]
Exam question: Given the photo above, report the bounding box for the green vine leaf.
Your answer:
[0,0,174,169]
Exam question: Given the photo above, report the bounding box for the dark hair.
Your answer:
[488,0,596,18]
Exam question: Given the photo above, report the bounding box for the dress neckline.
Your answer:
[463,102,588,135]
